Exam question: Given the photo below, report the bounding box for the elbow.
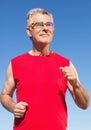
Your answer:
[75,94,90,110]
[83,95,90,110]
[77,102,89,110]
[79,95,90,110]
[81,103,89,110]
[0,93,4,105]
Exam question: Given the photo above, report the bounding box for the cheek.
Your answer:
[32,32,40,40]
[49,28,54,35]
[31,31,38,38]
[50,31,54,38]
[52,29,54,35]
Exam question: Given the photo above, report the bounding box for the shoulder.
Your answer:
[52,52,70,66]
[11,52,30,65]
[53,52,69,60]
[11,52,28,61]
[10,52,29,68]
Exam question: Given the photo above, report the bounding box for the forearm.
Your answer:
[72,80,89,109]
[1,94,16,113]
[60,62,89,109]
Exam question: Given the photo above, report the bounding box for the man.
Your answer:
[1,8,89,130]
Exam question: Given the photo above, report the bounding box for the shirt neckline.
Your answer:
[26,51,54,58]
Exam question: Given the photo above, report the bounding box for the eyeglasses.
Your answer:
[30,22,54,29]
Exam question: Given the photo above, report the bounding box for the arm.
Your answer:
[60,61,89,109]
[1,62,28,118]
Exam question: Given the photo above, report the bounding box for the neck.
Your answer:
[29,45,51,56]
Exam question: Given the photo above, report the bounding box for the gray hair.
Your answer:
[26,8,54,27]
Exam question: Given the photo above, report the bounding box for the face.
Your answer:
[26,13,54,46]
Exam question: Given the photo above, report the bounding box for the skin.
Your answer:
[60,62,89,109]
[0,13,89,119]
[26,13,54,56]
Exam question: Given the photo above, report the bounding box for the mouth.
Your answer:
[40,34,49,37]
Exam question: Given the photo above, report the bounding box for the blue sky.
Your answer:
[0,0,91,130]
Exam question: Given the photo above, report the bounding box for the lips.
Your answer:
[40,33,49,37]
[40,33,49,36]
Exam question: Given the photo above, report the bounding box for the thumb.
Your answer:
[20,101,28,107]
[59,66,63,70]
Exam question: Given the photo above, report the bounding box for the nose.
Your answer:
[42,24,48,30]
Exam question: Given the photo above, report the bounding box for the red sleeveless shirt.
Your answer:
[11,52,69,130]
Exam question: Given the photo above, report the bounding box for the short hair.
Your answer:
[26,8,54,27]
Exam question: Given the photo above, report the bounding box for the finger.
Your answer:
[14,108,27,118]
[20,101,28,106]
[17,102,28,109]
[59,66,63,70]
[14,108,26,113]
[59,67,64,74]
[14,103,28,113]
[14,112,25,118]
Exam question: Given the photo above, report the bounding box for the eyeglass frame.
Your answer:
[29,21,54,29]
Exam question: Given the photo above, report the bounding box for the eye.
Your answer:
[46,22,53,26]
[35,22,44,26]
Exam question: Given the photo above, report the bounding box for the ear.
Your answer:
[26,28,32,38]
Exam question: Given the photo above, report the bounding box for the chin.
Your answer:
[39,41,50,45]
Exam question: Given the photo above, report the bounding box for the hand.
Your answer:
[60,66,77,86]
[13,101,28,118]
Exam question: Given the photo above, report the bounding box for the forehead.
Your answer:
[31,13,52,22]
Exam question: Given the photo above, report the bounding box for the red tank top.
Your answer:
[11,52,69,130]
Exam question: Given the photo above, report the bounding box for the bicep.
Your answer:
[2,62,15,97]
